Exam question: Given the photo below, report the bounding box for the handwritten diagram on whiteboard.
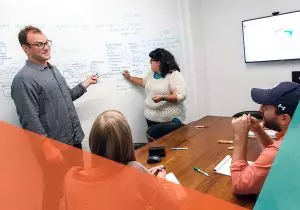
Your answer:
[0,18,182,97]
[0,0,184,145]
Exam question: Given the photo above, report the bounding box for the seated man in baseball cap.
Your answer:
[230,81,300,195]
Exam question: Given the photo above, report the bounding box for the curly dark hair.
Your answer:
[149,48,181,78]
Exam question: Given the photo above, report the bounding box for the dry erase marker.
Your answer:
[193,167,209,176]
[218,140,233,144]
[171,148,188,150]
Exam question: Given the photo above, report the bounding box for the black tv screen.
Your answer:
[242,11,300,63]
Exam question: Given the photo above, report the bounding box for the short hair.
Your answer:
[18,26,42,46]
[149,48,181,78]
[89,110,136,165]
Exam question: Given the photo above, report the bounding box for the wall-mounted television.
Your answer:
[242,10,300,63]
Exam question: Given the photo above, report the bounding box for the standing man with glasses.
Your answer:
[11,25,97,209]
[12,25,97,151]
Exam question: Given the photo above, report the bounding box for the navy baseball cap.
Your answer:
[251,81,300,117]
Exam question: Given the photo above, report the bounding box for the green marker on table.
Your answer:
[194,166,209,176]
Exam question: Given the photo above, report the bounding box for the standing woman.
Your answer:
[123,48,187,139]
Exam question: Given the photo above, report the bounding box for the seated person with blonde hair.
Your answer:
[64,110,179,209]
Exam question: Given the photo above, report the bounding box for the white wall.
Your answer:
[177,0,209,121]
[188,0,300,116]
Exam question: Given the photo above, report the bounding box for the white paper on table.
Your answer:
[166,172,180,184]
[214,155,253,176]
[248,129,277,139]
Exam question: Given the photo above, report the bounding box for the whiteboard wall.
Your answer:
[0,0,185,150]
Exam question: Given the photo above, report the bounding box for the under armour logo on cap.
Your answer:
[278,104,286,111]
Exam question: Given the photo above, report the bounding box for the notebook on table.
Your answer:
[248,129,277,139]
[214,155,253,176]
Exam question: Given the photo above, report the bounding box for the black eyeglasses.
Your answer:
[26,40,52,49]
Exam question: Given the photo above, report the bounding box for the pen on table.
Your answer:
[171,147,188,150]
[218,140,233,144]
[195,125,208,128]
[193,166,209,177]
[228,146,235,150]
[154,166,166,176]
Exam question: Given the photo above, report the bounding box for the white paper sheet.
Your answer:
[166,172,180,184]
[214,155,253,176]
[248,129,277,139]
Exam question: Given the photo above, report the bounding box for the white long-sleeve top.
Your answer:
[143,70,187,123]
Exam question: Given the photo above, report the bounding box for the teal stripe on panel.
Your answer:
[254,103,300,210]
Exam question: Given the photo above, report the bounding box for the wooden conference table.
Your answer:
[135,116,261,209]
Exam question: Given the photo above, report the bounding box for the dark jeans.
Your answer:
[73,143,82,150]
[146,119,184,142]
[146,119,161,127]
[34,142,83,210]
